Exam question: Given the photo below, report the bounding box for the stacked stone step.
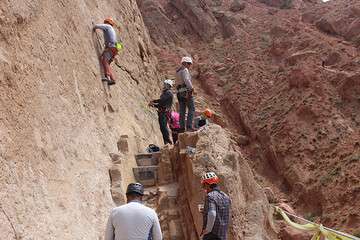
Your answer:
[133,152,161,186]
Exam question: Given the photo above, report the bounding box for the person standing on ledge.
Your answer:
[176,56,195,132]
[149,79,174,145]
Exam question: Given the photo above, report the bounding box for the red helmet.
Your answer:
[104,17,115,26]
[201,172,219,185]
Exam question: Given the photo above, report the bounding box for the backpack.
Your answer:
[146,144,160,153]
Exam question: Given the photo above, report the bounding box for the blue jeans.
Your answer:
[178,96,195,130]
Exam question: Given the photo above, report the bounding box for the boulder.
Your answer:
[136,0,180,45]
[230,0,246,12]
[338,74,360,102]
[264,187,277,203]
[206,0,223,7]
[213,11,236,38]
[117,135,129,153]
[258,0,293,9]
[109,153,122,164]
[288,69,311,89]
[158,146,174,184]
[111,187,126,205]
[345,19,360,41]
[324,51,342,66]
[109,165,122,185]
[278,202,296,215]
[279,225,312,240]
[315,18,337,35]
[170,0,219,41]
[286,51,317,66]
[236,134,250,146]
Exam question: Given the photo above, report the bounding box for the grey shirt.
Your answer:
[94,24,117,48]
[176,66,193,90]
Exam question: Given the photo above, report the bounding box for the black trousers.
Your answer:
[170,128,179,144]
[158,112,172,144]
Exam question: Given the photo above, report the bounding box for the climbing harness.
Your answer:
[274,206,360,240]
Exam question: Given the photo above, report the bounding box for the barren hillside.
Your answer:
[138,0,360,236]
[0,0,164,239]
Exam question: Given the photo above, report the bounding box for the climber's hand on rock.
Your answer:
[198,204,204,213]
[200,229,205,238]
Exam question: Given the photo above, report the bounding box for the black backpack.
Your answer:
[146,144,160,153]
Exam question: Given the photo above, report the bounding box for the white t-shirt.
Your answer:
[105,201,162,240]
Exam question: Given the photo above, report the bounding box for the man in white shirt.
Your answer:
[105,183,162,240]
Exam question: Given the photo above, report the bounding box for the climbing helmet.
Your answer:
[201,172,219,185]
[181,56,193,64]
[126,182,144,196]
[104,17,115,26]
[164,79,174,87]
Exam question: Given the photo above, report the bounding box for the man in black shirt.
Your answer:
[149,79,174,145]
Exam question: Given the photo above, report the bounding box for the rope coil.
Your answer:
[274,206,360,240]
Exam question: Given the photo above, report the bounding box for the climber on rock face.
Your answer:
[176,56,195,132]
[105,183,162,240]
[149,79,174,145]
[93,17,122,86]
[200,172,231,240]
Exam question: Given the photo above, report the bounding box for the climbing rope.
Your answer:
[274,206,360,240]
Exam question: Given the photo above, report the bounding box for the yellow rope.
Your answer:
[274,206,359,240]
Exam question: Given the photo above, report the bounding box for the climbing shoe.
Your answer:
[102,77,110,82]
[186,128,197,132]
[178,128,185,133]
[107,80,116,86]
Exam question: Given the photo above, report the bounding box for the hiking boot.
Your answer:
[107,80,116,86]
[178,128,185,133]
[101,77,110,82]
[186,127,197,132]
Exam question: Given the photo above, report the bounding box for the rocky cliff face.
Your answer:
[0,0,163,239]
[2,0,360,239]
[138,0,360,236]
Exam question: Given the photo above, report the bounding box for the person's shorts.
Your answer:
[102,47,118,62]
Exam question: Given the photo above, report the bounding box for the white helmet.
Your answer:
[164,79,174,87]
[181,56,193,64]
